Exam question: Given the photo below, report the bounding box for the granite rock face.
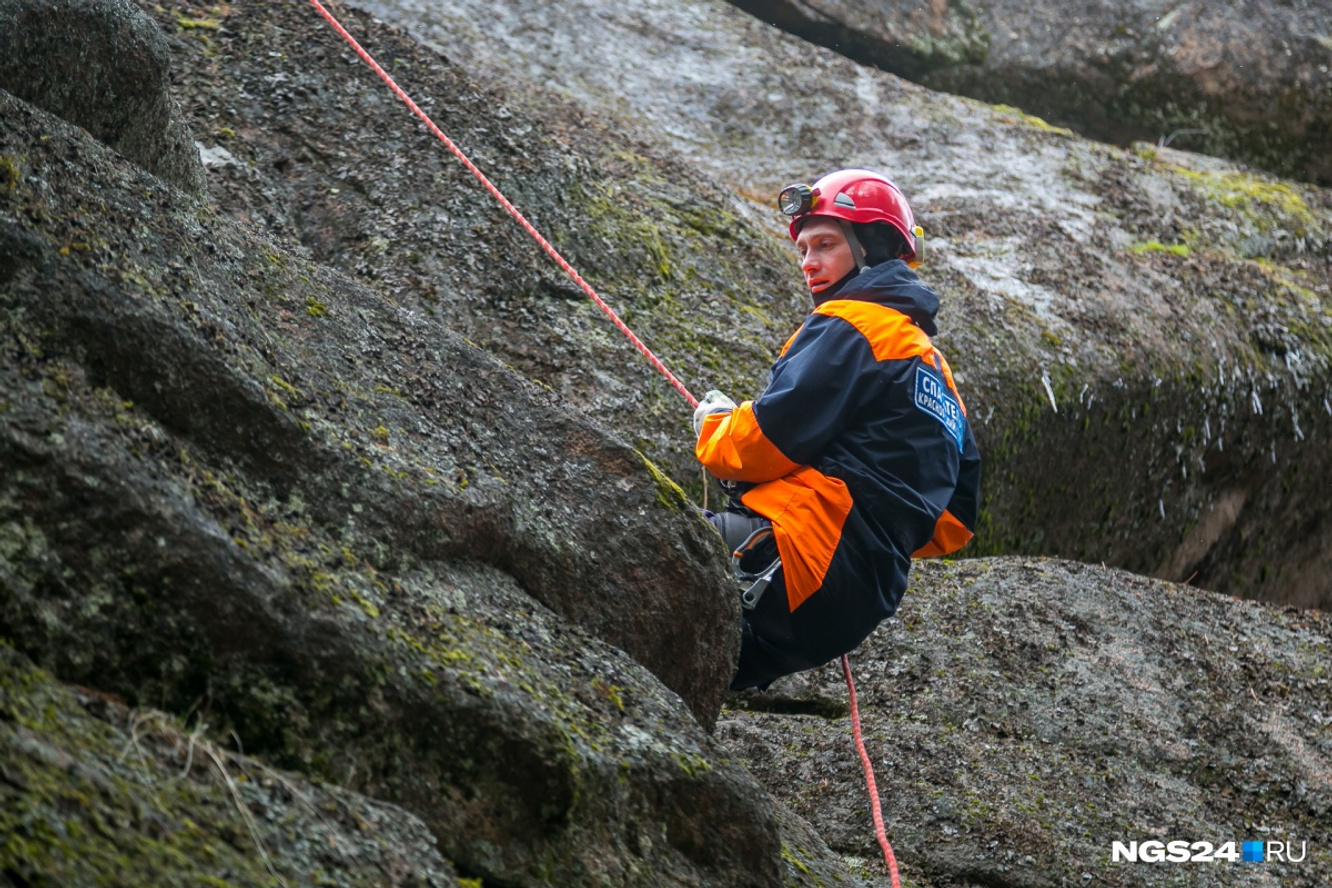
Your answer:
[0,84,859,887]
[727,0,1332,186]
[0,0,206,193]
[722,558,1332,887]
[4,0,1332,884]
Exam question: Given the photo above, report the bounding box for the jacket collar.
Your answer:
[815,260,940,336]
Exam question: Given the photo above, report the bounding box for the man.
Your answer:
[694,169,981,690]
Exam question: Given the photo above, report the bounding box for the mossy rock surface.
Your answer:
[721,558,1332,887]
[4,1,1332,883]
[152,0,801,489]
[0,82,865,887]
[0,0,205,193]
[0,644,465,887]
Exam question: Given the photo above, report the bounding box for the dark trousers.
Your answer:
[732,568,821,690]
[709,509,822,690]
[710,507,889,691]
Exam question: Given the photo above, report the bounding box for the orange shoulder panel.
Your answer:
[932,348,968,416]
[912,508,974,558]
[740,465,853,612]
[696,401,800,484]
[814,300,934,363]
[778,323,805,358]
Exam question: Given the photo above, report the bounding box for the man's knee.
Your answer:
[711,509,767,552]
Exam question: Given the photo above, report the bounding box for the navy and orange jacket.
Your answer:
[697,260,980,629]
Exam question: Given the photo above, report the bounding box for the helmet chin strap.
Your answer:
[839,221,870,274]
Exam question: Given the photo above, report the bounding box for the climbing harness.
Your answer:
[733,525,781,611]
[305,2,899,880]
[712,511,782,611]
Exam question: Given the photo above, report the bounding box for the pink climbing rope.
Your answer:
[306,0,698,409]
[308,1,900,879]
[843,654,903,887]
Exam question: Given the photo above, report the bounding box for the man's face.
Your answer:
[796,218,856,294]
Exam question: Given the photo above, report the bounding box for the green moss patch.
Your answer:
[992,104,1073,137]
[1129,240,1190,257]
[0,645,458,887]
[1176,167,1317,236]
[637,451,691,512]
[0,154,18,191]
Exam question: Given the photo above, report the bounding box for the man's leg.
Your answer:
[705,508,824,689]
[729,571,823,690]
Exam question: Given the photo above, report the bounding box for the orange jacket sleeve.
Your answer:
[695,400,800,484]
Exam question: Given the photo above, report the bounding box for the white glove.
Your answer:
[692,390,736,436]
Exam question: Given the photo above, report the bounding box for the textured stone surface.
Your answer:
[0,645,464,888]
[722,558,1332,886]
[0,88,859,886]
[0,0,205,193]
[3,1,1332,884]
[728,0,1332,186]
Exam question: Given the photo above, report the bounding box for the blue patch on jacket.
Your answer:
[913,366,965,452]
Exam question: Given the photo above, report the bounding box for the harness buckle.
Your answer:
[731,525,782,611]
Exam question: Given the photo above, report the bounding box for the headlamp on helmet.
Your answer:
[777,183,817,217]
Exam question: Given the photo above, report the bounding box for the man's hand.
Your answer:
[692,390,737,436]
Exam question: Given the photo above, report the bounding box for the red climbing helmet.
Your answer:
[779,169,923,265]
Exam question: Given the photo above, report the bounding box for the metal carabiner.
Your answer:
[731,525,781,611]
[739,557,782,610]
